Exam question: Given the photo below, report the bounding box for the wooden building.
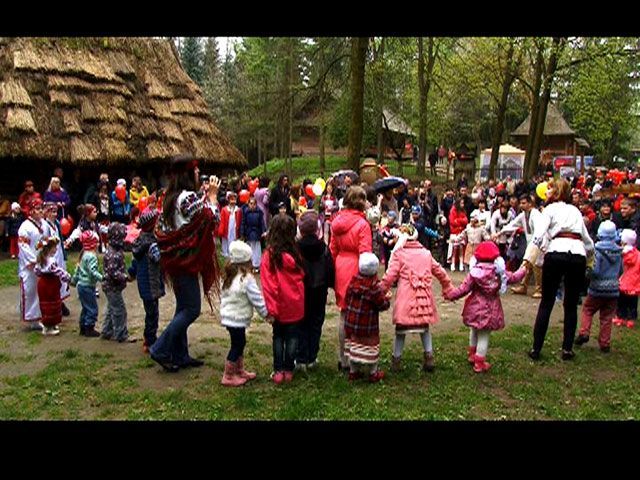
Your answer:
[511,102,590,169]
[0,37,246,197]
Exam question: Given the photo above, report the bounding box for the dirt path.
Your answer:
[0,269,560,380]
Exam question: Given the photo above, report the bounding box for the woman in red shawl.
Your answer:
[149,155,220,372]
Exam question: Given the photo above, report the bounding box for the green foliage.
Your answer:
[559,38,640,160]
[180,37,205,86]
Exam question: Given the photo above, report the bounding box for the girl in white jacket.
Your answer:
[219,240,271,386]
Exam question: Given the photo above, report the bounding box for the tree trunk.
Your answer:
[375,38,385,165]
[417,38,436,177]
[524,41,544,180]
[488,40,516,180]
[528,37,563,181]
[347,37,368,172]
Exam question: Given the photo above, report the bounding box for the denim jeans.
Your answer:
[226,327,246,362]
[150,274,201,366]
[272,322,299,372]
[143,298,159,346]
[77,284,98,328]
[102,289,128,341]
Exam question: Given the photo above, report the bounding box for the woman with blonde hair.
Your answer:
[43,177,71,221]
[528,178,594,361]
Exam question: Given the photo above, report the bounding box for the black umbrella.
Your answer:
[373,176,406,193]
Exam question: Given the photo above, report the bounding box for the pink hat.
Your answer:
[474,241,500,262]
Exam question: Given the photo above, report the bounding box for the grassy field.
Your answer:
[1,321,639,420]
[247,156,449,186]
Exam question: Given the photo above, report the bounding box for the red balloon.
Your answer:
[299,196,307,207]
[239,189,250,204]
[115,185,126,203]
[137,196,148,211]
[249,180,258,195]
[60,217,72,237]
[305,184,315,199]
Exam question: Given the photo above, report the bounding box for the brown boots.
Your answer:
[532,265,542,298]
[423,352,435,372]
[391,356,402,372]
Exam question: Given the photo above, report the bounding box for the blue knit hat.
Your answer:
[597,220,617,241]
[411,205,422,215]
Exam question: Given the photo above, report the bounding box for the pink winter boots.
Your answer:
[221,356,257,387]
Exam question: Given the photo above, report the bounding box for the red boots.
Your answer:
[467,346,476,364]
[472,355,491,373]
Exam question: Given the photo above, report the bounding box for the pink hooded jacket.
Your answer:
[330,209,372,310]
[381,240,453,327]
[446,263,525,330]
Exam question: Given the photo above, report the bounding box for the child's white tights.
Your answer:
[469,328,490,357]
[393,330,432,357]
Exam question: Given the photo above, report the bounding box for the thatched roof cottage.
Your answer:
[0,37,245,196]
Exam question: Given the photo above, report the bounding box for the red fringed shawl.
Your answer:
[156,207,220,309]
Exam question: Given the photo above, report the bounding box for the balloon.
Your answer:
[137,196,148,212]
[305,184,316,199]
[315,178,326,191]
[249,180,258,195]
[115,185,126,203]
[239,189,250,204]
[536,182,548,200]
[60,217,72,237]
[298,196,307,207]
[312,183,323,197]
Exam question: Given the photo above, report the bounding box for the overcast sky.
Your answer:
[216,37,242,59]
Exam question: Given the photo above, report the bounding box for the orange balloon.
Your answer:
[239,189,250,204]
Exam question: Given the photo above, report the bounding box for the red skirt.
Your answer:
[345,332,380,365]
[37,275,62,327]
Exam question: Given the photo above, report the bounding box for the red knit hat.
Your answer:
[474,241,500,262]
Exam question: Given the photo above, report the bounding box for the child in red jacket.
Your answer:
[218,192,242,258]
[615,229,640,328]
[261,214,306,384]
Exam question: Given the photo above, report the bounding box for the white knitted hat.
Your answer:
[116,178,126,186]
[358,252,379,276]
[621,229,637,247]
[229,240,252,264]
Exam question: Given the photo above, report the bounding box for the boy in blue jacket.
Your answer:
[128,209,165,353]
[575,220,621,353]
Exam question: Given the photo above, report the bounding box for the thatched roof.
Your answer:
[382,109,415,137]
[511,103,576,137]
[0,37,246,168]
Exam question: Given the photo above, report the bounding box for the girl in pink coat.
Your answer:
[445,241,526,373]
[329,186,372,371]
[381,224,454,373]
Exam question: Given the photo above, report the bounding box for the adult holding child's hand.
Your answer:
[329,186,372,372]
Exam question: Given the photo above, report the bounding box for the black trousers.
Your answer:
[226,327,246,362]
[533,252,586,353]
[617,293,638,321]
[296,288,328,364]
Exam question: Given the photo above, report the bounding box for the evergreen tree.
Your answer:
[202,37,224,119]
[180,37,205,86]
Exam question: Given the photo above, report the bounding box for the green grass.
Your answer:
[248,156,448,186]
[0,252,134,288]
[1,322,639,420]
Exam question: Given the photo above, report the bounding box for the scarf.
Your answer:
[155,206,220,310]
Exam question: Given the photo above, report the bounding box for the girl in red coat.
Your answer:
[261,214,306,384]
[448,198,468,272]
[615,229,640,328]
[218,192,242,258]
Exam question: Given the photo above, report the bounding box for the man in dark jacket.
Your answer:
[295,211,335,370]
[617,197,640,249]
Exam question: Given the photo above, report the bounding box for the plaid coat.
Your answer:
[344,274,390,337]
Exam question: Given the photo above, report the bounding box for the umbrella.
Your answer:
[331,169,360,189]
[373,176,406,193]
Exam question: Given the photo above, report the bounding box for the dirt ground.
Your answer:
[0,268,563,384]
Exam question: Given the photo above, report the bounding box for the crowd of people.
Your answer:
[7,157,640,386]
